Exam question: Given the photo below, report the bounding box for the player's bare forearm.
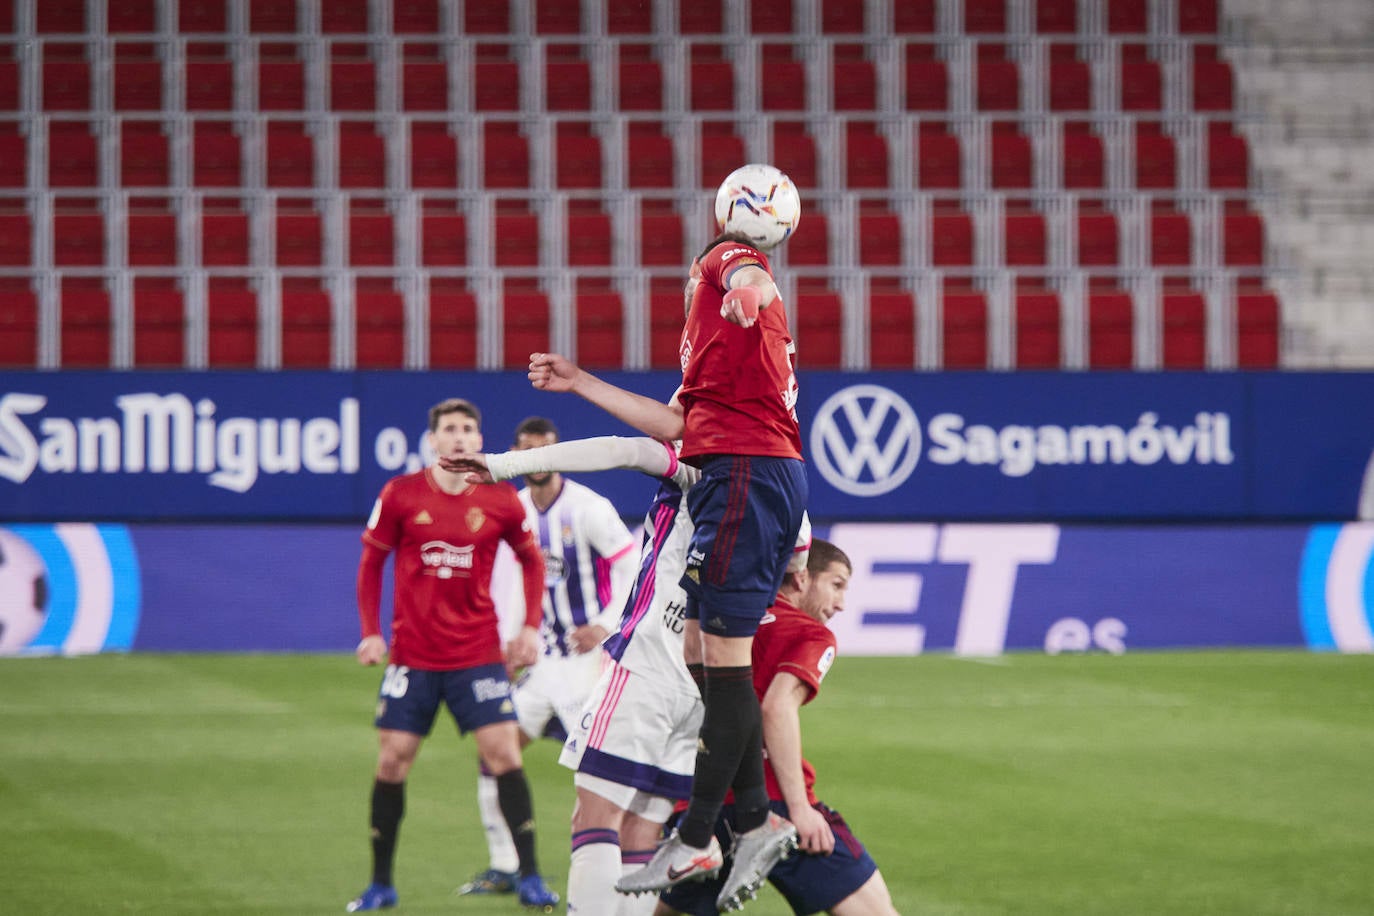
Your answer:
[762,675,835,854]
[542,357,684,440]
[728,264,779,307]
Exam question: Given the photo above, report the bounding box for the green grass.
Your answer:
[3,652,1374,915]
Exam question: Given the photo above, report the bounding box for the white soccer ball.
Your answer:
[0,528,48,654]
[713,163,801,252]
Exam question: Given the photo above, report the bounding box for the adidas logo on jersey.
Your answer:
[414,510,434,524]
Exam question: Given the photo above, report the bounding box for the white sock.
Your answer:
[567,830,622,915]
[477,772,519,873]
[617,849,660,916]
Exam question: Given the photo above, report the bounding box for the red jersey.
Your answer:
[360,468,544,670]
[754,596,837,806]
[678,241,803,461]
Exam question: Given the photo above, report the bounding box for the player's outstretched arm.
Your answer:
[443,435,676,483]
[719,264,780,328]
[762,672,835,855]
[529,352,684,441]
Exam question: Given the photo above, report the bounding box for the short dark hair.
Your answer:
[514,416,559,444]
[695,231,760,263]
[428,398,481,432]
[806,538,851,577]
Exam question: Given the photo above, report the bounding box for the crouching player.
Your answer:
[655,540,901,916]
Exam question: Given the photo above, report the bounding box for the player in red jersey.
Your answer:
[657,539,900,916]
[531,225,808,911]
[345,398,559,913]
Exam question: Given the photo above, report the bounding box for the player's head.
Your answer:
[427,398,483,461]
[513,416,559,486]
[792,539,851,625]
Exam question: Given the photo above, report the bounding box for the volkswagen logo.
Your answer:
[810,385,921,496]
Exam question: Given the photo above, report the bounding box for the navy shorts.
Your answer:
[682,454,807,637]
[372,663,518,736]
[659,801,879,916]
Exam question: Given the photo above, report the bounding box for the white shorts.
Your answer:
[559,661,704,823]
[513,650,606,742]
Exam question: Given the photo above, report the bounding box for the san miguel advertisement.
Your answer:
[1,371,1373,521]
[1,520,1370,657]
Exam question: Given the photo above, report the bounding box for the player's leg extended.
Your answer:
[567,786,627,915]
[346,728,421,912]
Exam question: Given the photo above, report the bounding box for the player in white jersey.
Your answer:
[459,417,638,898]
[445,434,809,916]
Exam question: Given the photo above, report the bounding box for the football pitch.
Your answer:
[3,651,1373,915]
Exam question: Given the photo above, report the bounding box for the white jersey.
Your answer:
[519,478,636,659]
[600,447,701,697]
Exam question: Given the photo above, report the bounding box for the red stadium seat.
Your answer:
[356,289,406,369]
[207,283,258,368]
[627,126,675,189]
[339,122,386,189]
[349,210,394,267]
[1223,211,1264,267]
[484,122,530,188]
[567,210,612,266]
[464,0,509,33]
[976,59,1019,111]
[1049,59,1091,111]
[429,282,478,369]
[250,0,297,31]
[0,286,38,367]
[906,56,948,111]
[556,125,603,189]
[680,0,723,33]
[833,57,876,111]
[331,57,377,111]
[752,0,793,32]
[266,122,314,189]
[0,211,32,266]
[822,0,863,30]
[276,210,322,266]
[410,122,458,188]
[128,210,178,266]
[110,0,158,31]
[1178,0,1218,34]
[1120,60,1162,111]
[762,49,806,111]
[700,123,744,188]
[1151,210,1191,267]
[1208,130,1249,189]
[474,59,521,111]
[503,289,551,368]
[1015,291,1061,368]
[1135,128,1176,190]
[932,211,974,266]
[619,47,663,111]
[193,122,242,187]
[1236,291,1279,368]
[846,123,889,189]
[536,0,582,33]
[43,50,90,110]
[1063,129,1104,189]
[403,58,449,110]
[1088,291,1134,368]
[991,130,1033,189]
[1004,211,1046,266]
[0,128,25,187]
[0,61,18,111]
[1161,292,1206,368]
[181,0,228,32]
[640,206,684,267]
[787,212,829,266]
[869,290,916,368]
[37,0,86,31]
[859,208,902,267]
[120,123,170,188]
[943,291,987,368]
[547,56,592,111]
[114,58,162,112]
[201,209,250,266]
[54,211,105,266]
[649,285,686,368]
[1078,209,1119,267]
[259,58,305,111]
[1193,59,1234,111]
[61,282,112,367]
[772,122,817,190]
[186,59,234,110]
[281,287,332,368]
[576,288,624,368]
[965,0,1006,33]
[322,0,369,32]
[1036,0,1076,31]
[133,284,185,368]
[794,289,842,369]
[421,211,467,266]
[48,121,99,187]
[1107,0,1146,33]
[690,48,735,112]
[493,209,540,267]
[917,126,962,189]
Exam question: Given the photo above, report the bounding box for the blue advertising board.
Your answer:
[3,521,1372,657]
[1,370,1372,521]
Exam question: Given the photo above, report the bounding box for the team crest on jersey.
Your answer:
[413,510,434,525]
[466,507,486,532]
[816,646,836,680]
[562,524,575,546]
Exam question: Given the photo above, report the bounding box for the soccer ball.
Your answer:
[714,163,801,252]
[0,528,48,654]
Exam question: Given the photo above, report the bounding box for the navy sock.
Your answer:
[678,666,759,848]
[370,779,405,887]
[495,768,539,877]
